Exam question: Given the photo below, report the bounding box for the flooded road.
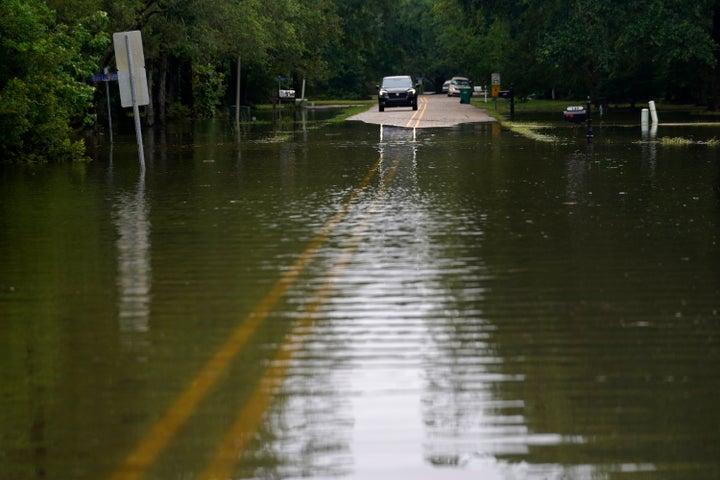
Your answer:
[347,93,496,128]
[1,108,719,480]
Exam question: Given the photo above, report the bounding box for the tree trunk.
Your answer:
[146,61,154,126]
[158,54,168,126]
[709,2,720,110]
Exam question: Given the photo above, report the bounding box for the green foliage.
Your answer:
[192,63,225,118]
[534,0,718,101]
[659,136,695,145]
[501,121,560,143]
[5,0,720,162]
[427,0,720,106]
[0,0,108,162]
[167,102,192,121]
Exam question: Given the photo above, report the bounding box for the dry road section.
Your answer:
[347,93,496,128]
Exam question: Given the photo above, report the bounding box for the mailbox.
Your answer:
[563,105,587,123]
[278,89,296,103]
[498,89,513,99]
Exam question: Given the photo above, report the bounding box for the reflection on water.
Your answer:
[1,117,719,480]
[640,124,658,167]
[248,125,580,479]
[114,170,151,354]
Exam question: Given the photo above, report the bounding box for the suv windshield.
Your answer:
[382,77,412,89]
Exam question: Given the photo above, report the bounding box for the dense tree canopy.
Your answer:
[2,0,720,161]
[0,0,107,162]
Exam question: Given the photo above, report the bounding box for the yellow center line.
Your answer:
[405,96,428,129]
[107,158,383,480]
[199,147,407,480]
[405,101,422,126]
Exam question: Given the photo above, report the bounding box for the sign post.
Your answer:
[103,66,113,144]
[90,69,118,144]
[491,73,501,97]
[113,31,149,170]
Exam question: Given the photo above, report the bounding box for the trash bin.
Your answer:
[459,87,472,104]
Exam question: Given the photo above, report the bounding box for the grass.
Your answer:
[247,96,720,145]
[657,136,720,146]
[479,96,720,119]
[252,98,372,111]
[308,99,374,107]
[659,137,694,146]
[475,97,720,144]
[323,101,375,123]
[473,97,587,114]
[250,99,373,124]
[499,121,560,143]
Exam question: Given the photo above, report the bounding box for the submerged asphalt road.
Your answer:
[347,93,496,128]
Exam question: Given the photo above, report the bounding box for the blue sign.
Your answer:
[91,73,118,82]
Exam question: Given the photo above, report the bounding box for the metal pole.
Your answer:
[125,34,145,170]
[104,66,113,144]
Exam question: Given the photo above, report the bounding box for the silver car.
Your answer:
[447,76,472,97]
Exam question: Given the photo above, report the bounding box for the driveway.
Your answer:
[347,93,496,128]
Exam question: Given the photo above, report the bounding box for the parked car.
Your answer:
[377,75,419,112]
[442,80,450,94]
[447,76,472,97]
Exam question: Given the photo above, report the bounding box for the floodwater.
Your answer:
[1,107,719,480]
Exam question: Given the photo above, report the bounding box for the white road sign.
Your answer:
[113,31,149,108]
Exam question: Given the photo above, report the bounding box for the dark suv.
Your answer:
[377,75,418,112]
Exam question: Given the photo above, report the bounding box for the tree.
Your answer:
[536,0,716,103]
[319,0,392,98]
[0,0,108,162]
[6,0,720,163]
[431,0,719,105]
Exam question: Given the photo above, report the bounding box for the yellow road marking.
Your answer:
[200,147,407,480]
[108,159,383,480]
[405,96,428,129]
[405,98,423,127]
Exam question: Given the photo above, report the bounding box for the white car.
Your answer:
[447,76,472,97]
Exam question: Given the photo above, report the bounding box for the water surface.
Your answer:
[1,112,719,480]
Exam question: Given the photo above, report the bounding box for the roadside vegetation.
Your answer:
[657,137,720,146]
[497,121,560,143]
[3,0,720,162]
[480,97,720,119]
